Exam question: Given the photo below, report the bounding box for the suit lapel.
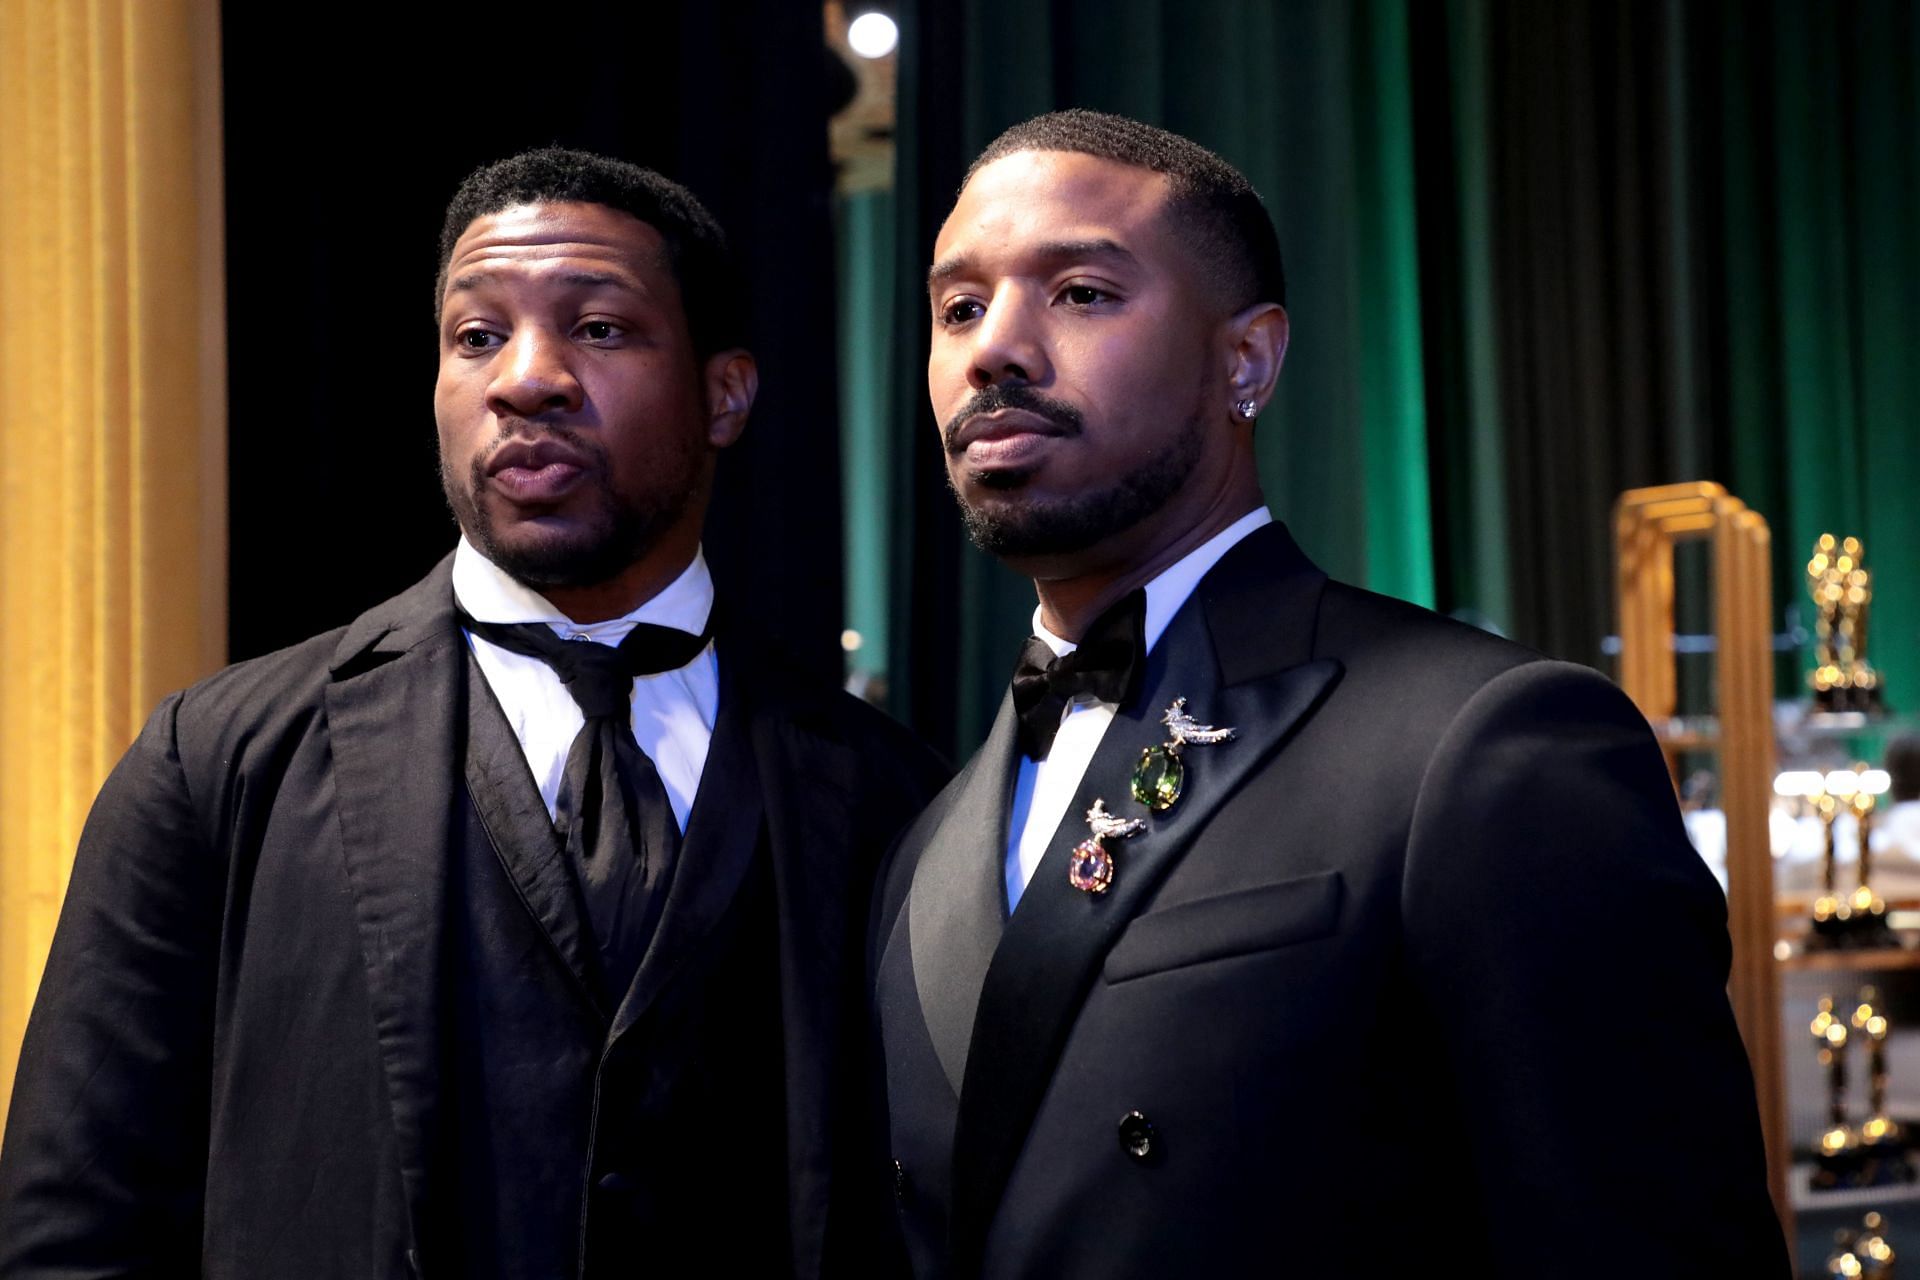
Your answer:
[608,641,766,1042]
[462,656,605,1018]
[946,521,1342,1274]
[907,692,1021,1096]
[324,557,464,1264]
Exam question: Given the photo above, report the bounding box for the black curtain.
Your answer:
[1473,0,1713,665]
[222,4,848,683]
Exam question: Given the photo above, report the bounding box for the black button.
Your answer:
[892,1158,908,1202]
[597,1170,636,1193]
[1117,1111,1157,1161]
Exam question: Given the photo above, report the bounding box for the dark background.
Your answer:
[224,0,1920,772]
[222,2,851,681]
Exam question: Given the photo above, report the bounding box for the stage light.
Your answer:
[848,11,899,59]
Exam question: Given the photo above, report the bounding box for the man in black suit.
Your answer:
[873,110,1787,1275]
[0,148,944,1278]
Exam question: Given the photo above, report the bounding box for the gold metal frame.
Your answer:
[1614,481,1786,1232]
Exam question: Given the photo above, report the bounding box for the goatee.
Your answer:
[951,401,1204,559]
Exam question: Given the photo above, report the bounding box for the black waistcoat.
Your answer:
[430,655,790,1278]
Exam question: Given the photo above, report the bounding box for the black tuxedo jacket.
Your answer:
[873,523,1786,1277]
[0,557,946,1279]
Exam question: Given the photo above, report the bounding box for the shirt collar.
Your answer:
[1031,505,1274,658]
[451,536,716,640]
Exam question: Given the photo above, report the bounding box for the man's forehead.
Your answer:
[933,150,1178,271]
[445,201,669,279]
[959,150,1171,216]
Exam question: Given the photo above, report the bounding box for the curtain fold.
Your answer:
[859,0,1920,760]
[0,0,226,1129]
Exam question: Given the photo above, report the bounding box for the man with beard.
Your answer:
[871,111,1786,1276]
[0,148,944,1279]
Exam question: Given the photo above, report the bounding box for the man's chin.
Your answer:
[956,491,1115,561]
[471,521,635,591]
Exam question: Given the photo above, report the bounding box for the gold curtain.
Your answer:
[0,0,226,1130]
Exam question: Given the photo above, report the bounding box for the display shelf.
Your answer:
[1615,482,1788,1233]
[1776,943,1920,973]
[1790,1163,1920,1214]
[1653,711,1920,753]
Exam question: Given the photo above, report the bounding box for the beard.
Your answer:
[441,421,695,590]
[947,393,1206,561]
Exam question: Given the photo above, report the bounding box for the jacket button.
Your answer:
[1117,1111,1157,1162]
[892,1158,909,1203]
[598,1170,635,1193]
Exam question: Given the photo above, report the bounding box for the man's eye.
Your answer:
[457,329,499,351]
[579,320,620,341]
[1061,284,1110,306]
[939,299,983,326]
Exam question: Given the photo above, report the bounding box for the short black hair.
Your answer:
[436,146,746,358]
[965,109,1286,311]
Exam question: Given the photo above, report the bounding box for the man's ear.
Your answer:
[703,350,758,449]
[1223,303,1288,419]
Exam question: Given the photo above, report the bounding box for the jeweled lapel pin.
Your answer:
[1069,799,1147,894]
[1131,696,1237,813]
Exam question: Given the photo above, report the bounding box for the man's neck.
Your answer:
[540,550,697,624]
[1031,490,1265,642]
[458,529,705,626]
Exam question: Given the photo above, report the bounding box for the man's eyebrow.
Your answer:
[446,269,640,293]
[926,238,1140,291]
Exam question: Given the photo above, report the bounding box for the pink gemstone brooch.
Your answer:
[1069,798,1147,894]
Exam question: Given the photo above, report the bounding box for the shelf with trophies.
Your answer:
[1614,485,1920,1272]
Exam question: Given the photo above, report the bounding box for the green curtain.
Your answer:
[878,0,1440,758]
[852,0,1920,760]
[836,190,897,687]
[1717,0,1920,707]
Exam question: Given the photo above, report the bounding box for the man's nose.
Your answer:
[486,328,584,418]
[966,293,1049,390]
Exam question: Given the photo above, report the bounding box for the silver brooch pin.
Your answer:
[1131,697,1237,813]
[1069,799,1147,894]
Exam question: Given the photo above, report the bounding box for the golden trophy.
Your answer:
[1853,987,1906,1151]
[1827,1227,1860,1279]
[1809,533,1884,712]
[1813,994,1861,1187]
[1806,767,1896,949]
[1849,771,1893,946]
[1858,1211,1897,1278]
[1812,782,1849,942]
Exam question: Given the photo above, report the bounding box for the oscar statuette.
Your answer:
[1809,534,1884,713]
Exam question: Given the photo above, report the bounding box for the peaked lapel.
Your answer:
[324,555,466,1264]
[907,693,1022,1096]
[944,521,1342,1275]
[462,658,605,1018]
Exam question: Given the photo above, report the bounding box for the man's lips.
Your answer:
[485,439,593,504]
[949,409,1070,468]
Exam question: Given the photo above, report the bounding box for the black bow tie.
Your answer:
[1010,589,1147,761]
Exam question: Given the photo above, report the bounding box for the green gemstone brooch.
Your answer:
[1131,696,1236,814]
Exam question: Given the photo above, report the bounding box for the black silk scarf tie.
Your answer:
[461,612,711,1003]
[1010,588,1147,760]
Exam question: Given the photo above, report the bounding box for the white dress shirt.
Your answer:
[1004,506,1274,909]
[451,537,719,833]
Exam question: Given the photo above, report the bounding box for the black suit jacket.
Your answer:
[0,556,946,1279]
[873,522,1786,1277]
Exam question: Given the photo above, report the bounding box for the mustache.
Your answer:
[941,384,1084,450]
[483,417,604,463]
